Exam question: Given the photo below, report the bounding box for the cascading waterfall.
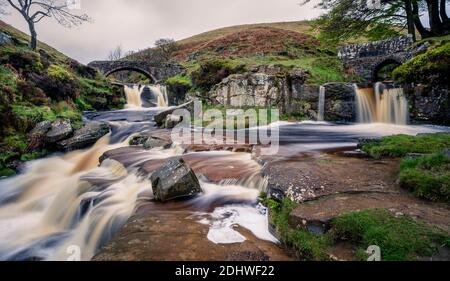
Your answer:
[124,84,169,109]
[375,83,409,125]
[124,85,144,109]
[317,86,326,121]
[354,83,409,125]
[150,85,169,108]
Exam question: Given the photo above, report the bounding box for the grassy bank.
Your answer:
[361,133,450,203]
[262,196,449,261]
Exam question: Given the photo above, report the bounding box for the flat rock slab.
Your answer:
[93,211,292,261]
[289,192,450,234]
[264,153,400,202]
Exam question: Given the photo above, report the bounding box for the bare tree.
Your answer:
[154,38,178,61]
[2,0,89,50]
[107,45,123,61]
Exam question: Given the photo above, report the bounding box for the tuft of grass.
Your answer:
[361,133,450,159]
[263,196,332,261]
[399,152,450,203]
[331,209,449,261]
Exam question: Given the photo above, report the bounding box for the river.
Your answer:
[0,84,448,261]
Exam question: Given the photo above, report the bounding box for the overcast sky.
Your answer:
[0,0,323,63]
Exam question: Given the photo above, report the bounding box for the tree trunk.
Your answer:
[26,19,37,50]
[405,0,417,41]
[426,0,443,35]
[413,1,433,38]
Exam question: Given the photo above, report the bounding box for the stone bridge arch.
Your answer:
[338,35,419,82]
[88,60,184,84]
[103,66,158,83]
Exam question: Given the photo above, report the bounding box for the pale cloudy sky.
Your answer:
[0,0,323,63]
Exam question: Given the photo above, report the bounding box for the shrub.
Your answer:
[393,43,450,85]
[47,64,74,82]
[0,47,43,72]
[165,74,192,88]
[191,59,245,90]
[16,80,49,105]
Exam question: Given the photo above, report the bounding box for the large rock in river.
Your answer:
[150,158,203,202]
[45,119,73,143]
[154,100,197,127]
[58,122,110,151]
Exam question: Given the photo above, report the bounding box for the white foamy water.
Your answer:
[198,204,278,245]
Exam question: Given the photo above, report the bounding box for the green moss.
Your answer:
[393,43,450,85]
[3,135,27,152]
[399,152,450,203]
[331,209,449,261]
[20,150,48,162]
[165,74,192,88]
[0,151,20,166]
[47,64,74,82]
[361,133,450,159]
[0,167,16,177]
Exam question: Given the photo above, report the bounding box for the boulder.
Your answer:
[0,32,12,46]
[144,136,173,150]
[154,100,196,126]
[164,114,183,129]
[45,119,73,143]
[322,83,356,122]
[27,120,53,150]
[129,132,173,149]
[150,158,203,202]
[57,122,110,151]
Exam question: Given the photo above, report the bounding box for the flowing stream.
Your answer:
[0,84,448,261]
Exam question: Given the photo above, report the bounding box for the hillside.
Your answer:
[0,20,124,177]
[130,21,350,84]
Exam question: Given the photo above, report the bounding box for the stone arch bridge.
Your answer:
[338,35,425,81]
[88,60,184,83]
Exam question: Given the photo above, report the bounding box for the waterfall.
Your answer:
[124,85,143,109]
[150,85,169,108]
[124,85,169,109]
[317,86,326,121]
[354,85,376,123]
[375,83,409,125]
[354,83,409,125]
